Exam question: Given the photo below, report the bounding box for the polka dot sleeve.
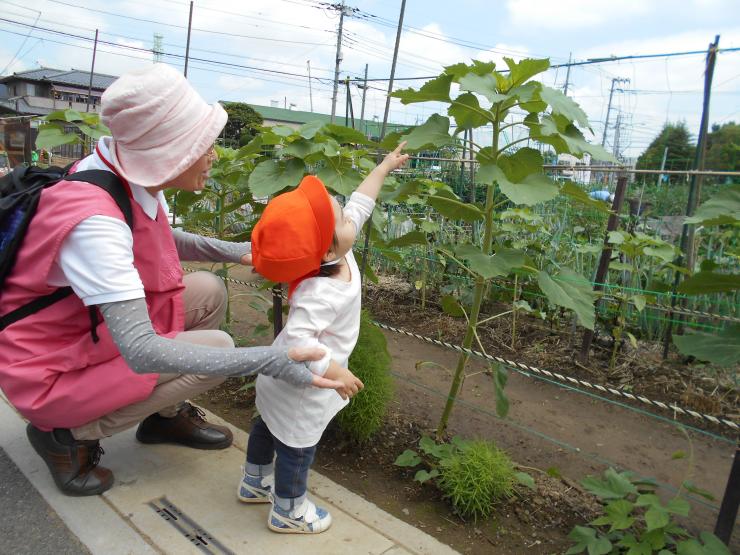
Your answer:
[98,298,312,386]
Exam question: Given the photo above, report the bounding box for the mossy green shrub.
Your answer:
[395,437,525,522]
[336,310,394,442]
[437,440,517,520]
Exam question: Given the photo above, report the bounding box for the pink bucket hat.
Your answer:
[100,63,227,188]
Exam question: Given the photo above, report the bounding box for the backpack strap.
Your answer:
[0,170,134,342]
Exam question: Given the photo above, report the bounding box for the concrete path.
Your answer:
[0,394,457,555]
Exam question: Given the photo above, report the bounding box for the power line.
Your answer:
[46,0,335,46]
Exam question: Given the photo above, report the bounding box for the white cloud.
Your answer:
[506,0,649,30]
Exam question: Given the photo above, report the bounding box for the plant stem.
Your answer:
[511,274,519,349]
[437,107,500,439]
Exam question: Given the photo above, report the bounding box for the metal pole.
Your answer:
[360,0,406,284]
[379,0,406,140]
[330,1,346,123]
[85,29,98,113]
[579,175,629,360]
[663,35,719,359]
[359,63,368,134]
[601,78,617,147]
[657,146,668,187]
[345,77,350,128]
[183,1,194,77]
[307,60,314,112]
[272,285,283,337]
[563,52,572,96]
[714,442,739,545]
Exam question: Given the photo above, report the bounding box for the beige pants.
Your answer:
[72,271,233,441]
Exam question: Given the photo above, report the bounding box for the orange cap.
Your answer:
[251,175,335,292]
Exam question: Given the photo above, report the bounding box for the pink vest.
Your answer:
[0,176,185,431]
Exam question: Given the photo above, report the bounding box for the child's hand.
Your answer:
[333,367,364,400]
[379,141,409,174]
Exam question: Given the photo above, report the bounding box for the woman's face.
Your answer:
[160,145,216,192]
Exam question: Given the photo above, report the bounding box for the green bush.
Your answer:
[437,440,517,520]
[336,310,394,442]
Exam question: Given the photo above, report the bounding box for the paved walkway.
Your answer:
[0,394,457,555]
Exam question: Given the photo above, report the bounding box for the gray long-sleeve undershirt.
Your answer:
[171,229,250,263]
[99,298,312,386]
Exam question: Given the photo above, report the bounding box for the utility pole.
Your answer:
[307,60,314,112]
[601,77,629,146]
[663,35,720,360]
[330,1,348,123]
[360,0,406,283]
[183,1,193,76]
[85,29,98,113]
[359,63,368,135]
[153,33,164,63]
[563,52,572,96]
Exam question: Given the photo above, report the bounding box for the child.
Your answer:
[238,142,409,534]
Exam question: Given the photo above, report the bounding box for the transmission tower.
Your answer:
[153,33,164,63]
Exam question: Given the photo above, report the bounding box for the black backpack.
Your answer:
[0,164,133,341]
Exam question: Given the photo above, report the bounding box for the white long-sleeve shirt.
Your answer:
[255,191,374,448]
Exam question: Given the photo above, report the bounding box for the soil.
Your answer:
[191,264,738,554]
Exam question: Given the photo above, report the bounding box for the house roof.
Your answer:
[0,68,117,90]
[247,103,409,137]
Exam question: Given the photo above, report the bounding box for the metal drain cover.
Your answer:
[149,496,235,555]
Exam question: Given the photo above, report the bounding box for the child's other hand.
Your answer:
[380,141,409,174]
[334,367,364,400]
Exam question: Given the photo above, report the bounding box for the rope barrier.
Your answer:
[185,267,738,434]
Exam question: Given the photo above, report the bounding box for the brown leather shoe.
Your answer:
[26,424,114,497]
[135,403,233,450]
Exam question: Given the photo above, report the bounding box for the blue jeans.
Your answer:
[246,416,317,500]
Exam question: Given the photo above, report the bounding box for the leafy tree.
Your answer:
[705,121,739,176]
[221,102,263,147]
[636,122,695,184]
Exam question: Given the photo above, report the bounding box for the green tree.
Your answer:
[636,122,695,184]
[706,121,739,176]
[221,102,263,147]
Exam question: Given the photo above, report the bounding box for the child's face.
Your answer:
[323,196,356,262]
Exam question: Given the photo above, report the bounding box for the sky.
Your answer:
[0,0,739,159]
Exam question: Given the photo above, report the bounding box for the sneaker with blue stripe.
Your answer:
[237,468,272,504]
[268,497,332,534]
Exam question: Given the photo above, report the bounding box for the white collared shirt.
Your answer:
[47,137,169,305]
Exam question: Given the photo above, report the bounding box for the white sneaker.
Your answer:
[268,497,333,534]
[237,467,273,504]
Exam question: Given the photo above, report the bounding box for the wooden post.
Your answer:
[579,175,628,360]
[714,442,739,545]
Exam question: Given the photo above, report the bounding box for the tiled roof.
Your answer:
[1,68,117,90]
[247,103,408,137]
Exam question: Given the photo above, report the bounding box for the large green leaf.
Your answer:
[298,120,324,139]
[388,231,428,247]
[684,185,740,226]
[453,244,524,279]
[566,526,612,555]
[560,180,611,213]
[448,93,492,130]
[390,73,453,104]
[498,147,544,181]
[532,115,617,162]
[538,269,596,329]
[504,57,550,88]
[581,468,638,500]
[673,325,740,367]
[458,72,507,104]
[248,158,305,197]
[282,138,324,159]
[322,123,373,145]
[35,124,82,149]
[441,295,465,317]
[539,85,590,128]
[485,165,559,206]
[400,114,455,150]
[428,195,484,222]
[677,271,740,294]
[317,162,363,196]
